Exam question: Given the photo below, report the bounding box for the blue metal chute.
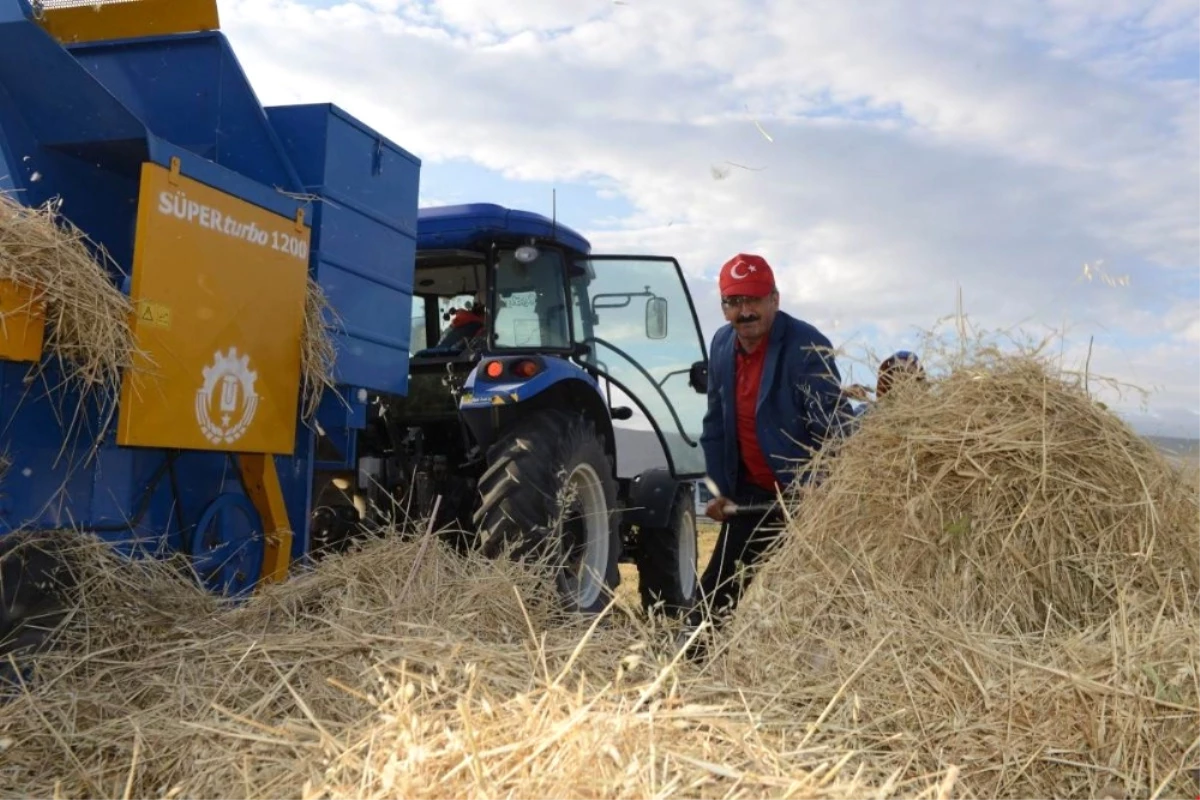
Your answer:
[0,1,309,272]
[0,4,147,159]
[0,1,149,276]
[66,32,306,196]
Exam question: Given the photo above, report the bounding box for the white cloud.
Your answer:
[218,0,1198,435]
[1162,300,1200,342]
[431,0,612,35]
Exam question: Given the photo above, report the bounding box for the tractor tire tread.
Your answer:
[473,409,619,612]
[636,489,698,617]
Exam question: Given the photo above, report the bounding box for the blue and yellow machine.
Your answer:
[0,0,714,650]
[0,0,419,597]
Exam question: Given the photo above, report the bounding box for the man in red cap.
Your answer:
[688,252,850,642]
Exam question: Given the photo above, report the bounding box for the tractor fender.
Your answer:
[459,357,613,457]
[624,467,692,530]
[460,355,601,408]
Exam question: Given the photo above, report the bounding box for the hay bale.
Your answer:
[716,347,1200,798]
[0,191,137,397]
[798,350,1192,630]
[0,530,932,799]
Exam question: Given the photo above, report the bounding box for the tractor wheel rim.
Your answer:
[679,510,697,600]
[559,462,608,609]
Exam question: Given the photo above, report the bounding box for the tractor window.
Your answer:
[411,292,488,359]
[570,256,709,478]
[492,249,571,350]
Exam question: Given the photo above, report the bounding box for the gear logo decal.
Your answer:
[195,347,259,445]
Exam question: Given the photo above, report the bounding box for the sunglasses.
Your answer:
[721,295,769,309]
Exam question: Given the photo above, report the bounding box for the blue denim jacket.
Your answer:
[700,311,851,498]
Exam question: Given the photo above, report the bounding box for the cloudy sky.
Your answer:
[219,0,1198,438]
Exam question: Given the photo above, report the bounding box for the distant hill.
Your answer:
[612,427,1198,520]
[1147,435,1200,465]
[613,428,1200,478]
[612,426,689,478]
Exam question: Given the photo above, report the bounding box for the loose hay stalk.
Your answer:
[0,191,138,401]
[301,275,339,421]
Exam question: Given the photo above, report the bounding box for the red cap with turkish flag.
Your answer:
[719,253,775,297]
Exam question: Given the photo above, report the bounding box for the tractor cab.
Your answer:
[406,203,710,480]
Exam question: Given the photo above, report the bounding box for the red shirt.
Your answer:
[451,309,484,328]
[735,341,778,491]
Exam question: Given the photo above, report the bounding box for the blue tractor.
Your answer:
[0,0,712,659]
[311,203,713,614]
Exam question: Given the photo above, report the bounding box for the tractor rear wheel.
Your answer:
[635,486,699,617]
[474,409,619,614]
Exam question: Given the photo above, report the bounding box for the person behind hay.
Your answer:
[877,350,924,394]
[844,350,926,419]
[687,253,852,644]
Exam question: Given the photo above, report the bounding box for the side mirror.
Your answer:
[688,360,708,393]
[645,296,668,339]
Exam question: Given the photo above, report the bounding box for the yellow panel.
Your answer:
[117,161,310,455]
[35,0,219,44]
[0,279,46,363]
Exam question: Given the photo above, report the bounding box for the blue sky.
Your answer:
[417,158,637,233]
[219,0,1199,439]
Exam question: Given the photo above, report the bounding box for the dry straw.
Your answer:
[300,274,339,421]
[0,318,1195,800]
[708,323,1200,799]
[0,190,138,401]
[0,530,942,800]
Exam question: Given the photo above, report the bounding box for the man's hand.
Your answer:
[705,496,730,522]
[844,384,872,402]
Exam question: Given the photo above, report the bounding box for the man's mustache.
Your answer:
[735,314,761,324]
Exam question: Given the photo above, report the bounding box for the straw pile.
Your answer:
[0,531,945,800]
[0,191,137,398]
[1,324,1195,799]
[711,345,1200,799]
[301,274,339,421]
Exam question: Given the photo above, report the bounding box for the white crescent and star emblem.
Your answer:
[729,262,757,280]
